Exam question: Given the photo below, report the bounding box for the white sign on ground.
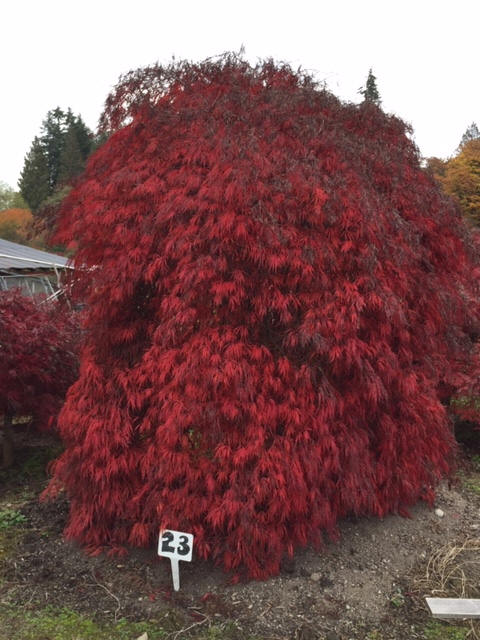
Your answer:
[158,529,194,591]
[426,598,480,619]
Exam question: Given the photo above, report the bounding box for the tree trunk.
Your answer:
[1,414,14,469]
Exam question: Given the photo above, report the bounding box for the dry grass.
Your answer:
[415,538,480,639]
[424,539,480,599]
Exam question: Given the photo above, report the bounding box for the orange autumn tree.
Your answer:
[440,139,480,225]
[0,208,33,244]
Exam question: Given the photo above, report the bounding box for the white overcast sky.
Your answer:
[1,0,479,189]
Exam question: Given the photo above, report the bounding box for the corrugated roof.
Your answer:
[0,238,72,272]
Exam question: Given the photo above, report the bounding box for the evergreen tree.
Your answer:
[58,125,85,185]
[42,107,69,191]
[67,111,94,160]
[19,109,93,215]
[18,137,50,212]
[459,122,480,149]
[359,68,381,105]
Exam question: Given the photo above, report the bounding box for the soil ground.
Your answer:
[1,424,479,640]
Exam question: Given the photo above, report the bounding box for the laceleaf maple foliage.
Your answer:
[451,347,480,425]
[450,230,480,433]
[0,290,79,427]
[46,56,480,579]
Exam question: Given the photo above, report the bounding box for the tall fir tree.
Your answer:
[58,125,85,185]
[18,137,50,212]
[359,68,381,106]
[42,107,68,191]
[67,111,94,160]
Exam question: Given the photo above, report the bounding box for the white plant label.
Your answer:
[158,529,194,591]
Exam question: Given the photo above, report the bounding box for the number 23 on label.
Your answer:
[158,529,194,562]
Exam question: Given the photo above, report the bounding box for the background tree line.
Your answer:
[19,107,95,213]
[0,108,99,248]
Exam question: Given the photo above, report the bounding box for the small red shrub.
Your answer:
[0,291,79,429]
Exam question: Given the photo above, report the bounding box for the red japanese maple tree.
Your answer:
[46,57,480,578]
[0,291,79,466]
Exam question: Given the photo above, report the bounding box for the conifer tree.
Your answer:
[58,125,85,185]
[42,107,68,191]
[67,111,94,160]
[18,137,50,212]
[359,68,381,105]
[459,122,480,149]
[19,109,93,218]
